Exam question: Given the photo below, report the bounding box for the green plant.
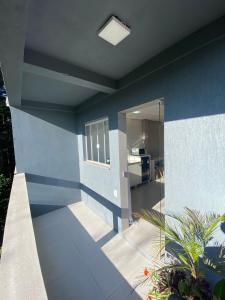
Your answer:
[147,269,171,300]
[0,174,11,199]
[189,276,212,299]
[213,278,225,300]
[141,208,225,279]
[0,174,12,246]
[138,208,225,299]
[146,268,213,300]
[169,269,187,295]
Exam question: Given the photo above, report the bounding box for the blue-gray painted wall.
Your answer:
[11,107,81,216]
[10,31,225,235]
[77,35,225,236]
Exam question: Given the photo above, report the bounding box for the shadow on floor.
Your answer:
[131,180,164,220]
[33,204,144,300]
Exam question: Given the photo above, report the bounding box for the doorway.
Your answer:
[122,99,164,222]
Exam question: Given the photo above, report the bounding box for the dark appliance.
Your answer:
[141,155,150,182]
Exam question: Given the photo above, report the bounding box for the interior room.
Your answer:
[126,100,164,220]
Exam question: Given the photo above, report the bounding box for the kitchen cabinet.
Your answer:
[128,155,150,187]
[128,162,142,187]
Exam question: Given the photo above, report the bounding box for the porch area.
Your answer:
[1,1,225,299]
[33,201,162,300]
[0,173,163,300]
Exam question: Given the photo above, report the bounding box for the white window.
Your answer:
[85,118,110,165]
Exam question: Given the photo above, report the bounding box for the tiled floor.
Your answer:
[126,179,165,262]
[33,202,155,300]
[131,179,165,218]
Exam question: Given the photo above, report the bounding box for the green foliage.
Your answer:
[140,208,225,279]
[190,276,212,299]
[148,268,213,300]
[213,278,225,300]
[0,97,15,178]
[0,174,11,199]
[178,279,190,296]
[148,289,170,300]
[0,174,12,245]
[148,269,171,299]
[0,75,14,247]
[139,208,225,299]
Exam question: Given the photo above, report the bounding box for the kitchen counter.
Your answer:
[127,154,151,187]
[128,161,140,165]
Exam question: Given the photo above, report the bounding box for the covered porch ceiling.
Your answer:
[2,0,225,108]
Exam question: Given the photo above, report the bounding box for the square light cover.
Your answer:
[98,16,131,46]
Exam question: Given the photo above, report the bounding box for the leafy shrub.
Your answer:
[0,174,12,245]
[169,269,186,295]
[148,268,213,300]
[177,275,212,300]
[0,174,11,199]
[213,278,225,300]
[140,207,225,300]
[141,208,225,278]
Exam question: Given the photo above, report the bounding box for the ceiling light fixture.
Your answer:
[132,111,141,114]
[98,16,131,46]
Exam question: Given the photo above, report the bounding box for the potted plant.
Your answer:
[139,208,225,299]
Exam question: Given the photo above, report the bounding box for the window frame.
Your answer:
[84,117,110,167]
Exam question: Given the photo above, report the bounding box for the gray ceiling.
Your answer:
[22,72,97,106]
[26,0,225,79]
[21,0,225,107]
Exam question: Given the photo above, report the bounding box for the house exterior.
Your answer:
[1,1,225,299]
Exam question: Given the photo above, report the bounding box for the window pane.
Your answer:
[85,119,110,165]
[85,125,92,160]
[98,122,105,163]
[104,120,110,164]
[91,123,98,162]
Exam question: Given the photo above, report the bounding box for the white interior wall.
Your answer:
[126,119,144,153]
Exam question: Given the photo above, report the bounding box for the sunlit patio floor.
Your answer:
[33,201,161,300]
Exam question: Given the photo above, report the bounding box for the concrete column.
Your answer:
[117,112,131,231]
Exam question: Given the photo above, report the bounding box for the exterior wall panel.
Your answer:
[11,107,81,216]
[77,36,225,233]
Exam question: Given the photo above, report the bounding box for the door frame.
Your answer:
[118,98,165,228]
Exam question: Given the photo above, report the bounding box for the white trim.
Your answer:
[85,117,108,126]
[103,130,106,164]
[90,125,93,161]
[84,117,110,166]
[97,124,99,162]
[84,160,111,169]
[85,126,88,161]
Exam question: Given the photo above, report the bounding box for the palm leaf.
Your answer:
[203,215,225,243]
[139,207,225,279]
[141,210,182,243]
